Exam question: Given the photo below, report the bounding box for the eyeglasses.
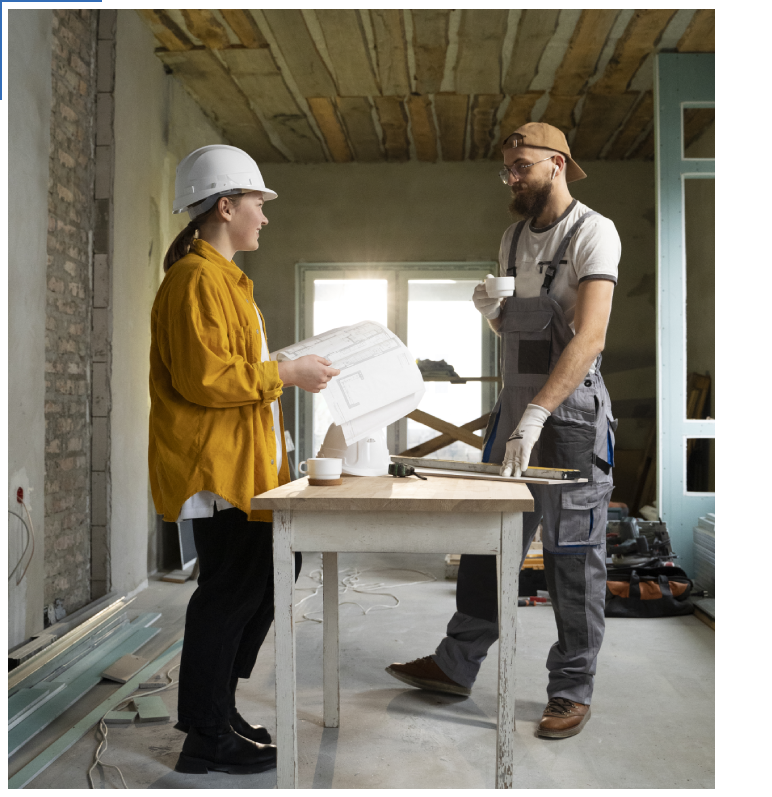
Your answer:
[499,156,554,184]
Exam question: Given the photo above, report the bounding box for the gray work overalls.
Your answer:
[434,211,616,705]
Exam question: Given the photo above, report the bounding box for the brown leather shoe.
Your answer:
[385,656,471,696]
[537,697,591,738]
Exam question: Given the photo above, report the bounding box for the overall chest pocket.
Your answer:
[499,310,552,375]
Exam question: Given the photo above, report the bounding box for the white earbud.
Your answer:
[552,166,559,180]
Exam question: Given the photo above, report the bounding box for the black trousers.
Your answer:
[177,507,300,729]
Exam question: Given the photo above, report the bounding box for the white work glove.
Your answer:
[501,404,551,478]
[472,275,503,319]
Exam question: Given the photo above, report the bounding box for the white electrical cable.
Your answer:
[294,556,437,624]
[8,499,35,585]
[88,662,181,789]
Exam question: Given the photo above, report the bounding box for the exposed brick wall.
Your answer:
[44,9,98,615]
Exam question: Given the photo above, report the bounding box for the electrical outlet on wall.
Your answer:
[10,467,31,508]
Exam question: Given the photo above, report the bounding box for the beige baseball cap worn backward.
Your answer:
[502,122,587,183]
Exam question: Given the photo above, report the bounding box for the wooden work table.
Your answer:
[252,474,534,789]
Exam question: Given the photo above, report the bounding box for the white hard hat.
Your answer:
[173,145,277,217]
[318,424,391,477]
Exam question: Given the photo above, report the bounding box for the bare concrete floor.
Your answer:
[16,551,715,789]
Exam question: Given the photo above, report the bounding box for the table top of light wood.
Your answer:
[251,474,534,513]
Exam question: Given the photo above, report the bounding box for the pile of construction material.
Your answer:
[9,596,161,752]
[693,512,772,598]
[8,595,182,789]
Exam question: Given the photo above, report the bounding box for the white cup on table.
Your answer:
[485,275,515,298]
[298,458,343,480]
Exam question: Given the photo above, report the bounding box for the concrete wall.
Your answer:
[245,160,658,454]
[8,9,53,645]
[109,11,228,593]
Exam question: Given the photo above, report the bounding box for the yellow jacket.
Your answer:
[149,238,289,523]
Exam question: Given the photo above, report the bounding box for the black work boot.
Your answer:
[174,712,271,745]
[229,711,272,744]
[174,726,277,774]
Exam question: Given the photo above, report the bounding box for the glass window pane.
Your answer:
[685,179,715,419]
[312,280,388,456]
[683,107,715,158]
[406,280,483,461]
[686,438,715,493]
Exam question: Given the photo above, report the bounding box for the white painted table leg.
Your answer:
[273,510,298,788]
[322,552,340,728]
[496,512,522,789]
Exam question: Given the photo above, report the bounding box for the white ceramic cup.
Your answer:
[485,275,515,298]
[299,457,343,479]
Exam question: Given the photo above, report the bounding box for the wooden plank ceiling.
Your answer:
[138,9,714,165]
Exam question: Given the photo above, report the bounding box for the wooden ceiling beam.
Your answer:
[260,10,338,98]
[553,10,619,95]
[370,10,410,96]
[180,10,231,50]
[136,10,193,52]
[219,48,326,163]
[220,10,267,49]
[307,98,353,163]
[677,9,715,52]
[434,94,469,161]
[572,92,639,160]
[412,10,450,94]
[469,94,504,160]
[606,91,653,160]
[455,10,509,94]
[591,10,678,95]
[502,9,560,95]
[540,95,581,133]
[407,96,438,162]
[337,97,383,162]
[374,97,410,162]
[157,49,286,162]
[316,10,380,96]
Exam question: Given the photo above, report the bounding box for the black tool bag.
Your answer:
[605,564,694,618]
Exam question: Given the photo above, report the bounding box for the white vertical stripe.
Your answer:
[721,169,753,257]
[439,10,462,93]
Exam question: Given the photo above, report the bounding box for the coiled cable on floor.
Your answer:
[87,663,181,789]
[294,555,437,624]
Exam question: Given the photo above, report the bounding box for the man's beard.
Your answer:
[507,179,553,221]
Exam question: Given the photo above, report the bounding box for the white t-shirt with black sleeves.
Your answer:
[497,199,621,332]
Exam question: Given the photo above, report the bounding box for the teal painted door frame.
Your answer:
[655,53,715,575]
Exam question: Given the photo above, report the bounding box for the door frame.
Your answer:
[654,52,715,574]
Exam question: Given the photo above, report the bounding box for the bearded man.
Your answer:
[387,123,621,739]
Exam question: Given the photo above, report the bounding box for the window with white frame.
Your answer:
[295,262,499,465]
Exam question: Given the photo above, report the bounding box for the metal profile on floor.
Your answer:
[8,615,161,756]
[8,639,184,789]
[8,592,120,669]
[8,683,66,730]
[10,614,130,696]
[34,617,128,678]
[8,598,134,692]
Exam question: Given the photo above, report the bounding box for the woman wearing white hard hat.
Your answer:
[149,145,339,774]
